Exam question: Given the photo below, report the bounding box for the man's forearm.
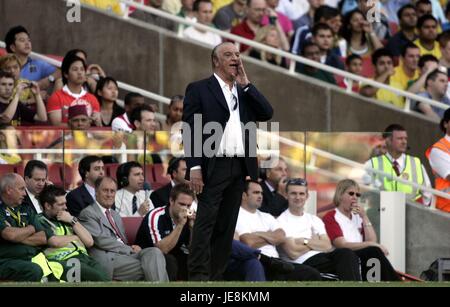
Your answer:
[156,225,184,254]
[21,231,47,246]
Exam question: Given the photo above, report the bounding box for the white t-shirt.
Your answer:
[277,210,326,264]
[323,209,364,244]
[235,207,281,258]
[111,113,133,133]
[183,26,222,47]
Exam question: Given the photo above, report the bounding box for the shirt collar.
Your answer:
[84,183,96,199]
[385,152,405,164]
[214,73,237,93]
[62,84,87,99]
[264,180,275,193]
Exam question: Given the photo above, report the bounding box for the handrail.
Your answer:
[114,0,449,114]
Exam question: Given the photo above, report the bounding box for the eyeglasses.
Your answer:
[286,178,308,186]
[347,191,361,197]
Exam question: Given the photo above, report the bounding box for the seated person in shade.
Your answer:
[47,55,101,127]
[322,179,400,281]
[337,53,362,92]
[95,77,124,127]
[67,104,93,130]
[162,95,183,132]
[413,14,441,59]
[407,54,439,95]
[296,41,336,85]
[111,92,144,133]
[259,158,288,217]
[311,23,344,70]
[183,0,222,47]
[22,160,48,214]
[0,54,36,104]
[0,71,47,126]
[249,25,289,68]
[115,162,154,217]
[151,157,187,208]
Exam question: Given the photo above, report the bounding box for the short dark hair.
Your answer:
[0,71,15,81]
[438,30,450,48]
[440,108,450,133]
[167,157,186,178]
[401,41,419,57]
[285,178,308,193]
[382,124,406,139]
[371,48,393,66]
[61,55,87,85]
[95,76,119,103]
[415,0,431,9]
[130,105,155,125]
[64,49,88,61]
[301,41,319,56]
[124,92,144,106]
[418,54,439,69]
[78,155,103,181]
[398,4,416,21]
[169,183,195,202]
[38,185,66,207]
[116,161,142,189]
[169,95,184,107]
[24,160,48,179]
[346,53,362,66]
[425,68,447,88]
[314,5,340,24]
[4,25,29,53]
[193,0,211,11]
[312,23,333,36]
[417,14,437,30]
[244,179,261,194]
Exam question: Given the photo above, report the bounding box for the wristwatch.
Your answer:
[303,238,309,245]
[48,75,55,83]
[71,217,79,226]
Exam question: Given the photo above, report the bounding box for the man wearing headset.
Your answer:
[150,157,187,208]
[67,155,105,217]
[115,161,154,217]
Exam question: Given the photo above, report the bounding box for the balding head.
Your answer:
[0,173,26,207]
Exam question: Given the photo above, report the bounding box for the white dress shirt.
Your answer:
[84,183,96,202]
[96,201,124,244]
[115,189,154,217]
[25,188,42,214]
[428,135,450,179]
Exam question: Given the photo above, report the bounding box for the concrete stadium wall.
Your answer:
[2,0,449,276]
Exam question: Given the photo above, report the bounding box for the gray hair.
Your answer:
[333,179,359,207]
[0,173,19,194]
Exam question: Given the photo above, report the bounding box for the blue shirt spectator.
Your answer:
[20,57,56,82]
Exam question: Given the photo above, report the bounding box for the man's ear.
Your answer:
[10,43,16,53]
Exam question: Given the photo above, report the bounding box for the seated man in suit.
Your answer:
[115,161,153,217]
[150,157,187,208]
[23,159,48,214]
[66,155,105,217]
[259,158,289,217]
[78,176,168,281]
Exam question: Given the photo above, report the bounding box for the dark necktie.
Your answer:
[232,94,238,111]
[132,195,138,214]
[105,209,125,243]
[392,160,401,176]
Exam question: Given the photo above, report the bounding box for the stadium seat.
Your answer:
[105,163,119,180]
[152,164,170,185]
[122,217,143,245]
[0,164,16,174]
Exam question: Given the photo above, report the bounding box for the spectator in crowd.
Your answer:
[79,177,169,281]
[311,23,344,69]
[4,26,59,91]
[0,173,64,281]
[115,161,154,217]
[415,0,433,19]
[386,4,418,58]
[235,180,322,281]
[111,92,144,133]
[213,0,247,31]
[337,53,362,92]
[322,179,400,281]
[151,157,187,208]
[261,0,294,39]
[47,56,101,126]
[136,183,195,280]
[426,108,450,212]
[162,95,184,132]
[297,41,336,84]
[278,178,361,280]
[23,160,48,214]
[38,185,110,281]
[407,54,439,94]
[130,0,177,31]
[413,69,450,119]
[439,31,450,76]
[364,124,432,206]
[356,0,390,41]
[0,54,36,104]
[0,71,47,126]
[390,42,420,92]
[259,158,288,217]
[291,5,343,57]
[53,49,107,95]
[381,0,411,24]
[95,77,124,127]
[249,25,289,67]
[360,48,404,108]
[414,15,442,59]
[340,9,383,57]
[293,0,325,30]
[276,0,309,22]
[67,155,105,217]
[67,104,93,130]
[442,2,450,31]
[177,0,197,35]
[231,0,267,52]
[183,0,222,47]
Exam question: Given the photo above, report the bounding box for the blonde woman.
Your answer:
[249,25,289,68]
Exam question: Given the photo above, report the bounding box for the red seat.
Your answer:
[105,163,119,180]
[144,164,156,183]
[0,164,16,174]
[152,164,170,185]
[121,217,143,245]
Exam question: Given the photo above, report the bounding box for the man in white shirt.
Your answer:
[183,0,222,47]
[23,160,48,214]
[364,124,432,206]
[235,180,321,281]
[111,92,144,133]
[115,161,153,217]
[278,178,361,280]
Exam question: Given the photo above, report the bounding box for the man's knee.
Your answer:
[141,247,166,262]
[24,262,44,281]
[334,248,359,261]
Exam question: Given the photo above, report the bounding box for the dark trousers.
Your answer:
[224,240,266,281]
[60,253,110,281]
[263,261,322,281]
[165,253,188,281]
[188,157,245,281]
[0,259,43,281]
[303,248,362,281]
[355,246,400,281]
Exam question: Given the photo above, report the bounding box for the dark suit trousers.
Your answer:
[188,157,245,281]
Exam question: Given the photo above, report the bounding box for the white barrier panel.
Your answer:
[305,191,317,216]
[380,192,405,272]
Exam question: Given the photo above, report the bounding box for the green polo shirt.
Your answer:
[0,201,52,260]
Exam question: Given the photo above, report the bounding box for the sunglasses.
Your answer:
[286,178,308,186]
[347,191,361,197]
